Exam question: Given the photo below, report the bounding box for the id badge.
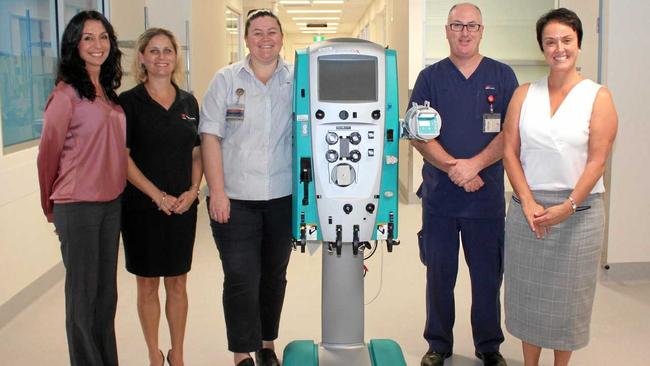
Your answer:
[482,113,501,133]
[226,104,245,121]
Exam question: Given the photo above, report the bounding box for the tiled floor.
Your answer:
[1,202,649,365]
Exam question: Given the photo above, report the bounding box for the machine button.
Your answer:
[326,132,339,145]
[368,131,375,139]
[353,112,358,118]
[343,204,353,214]
[368,149,375,157]
[349,132,361,145]
[316,109,325,119]
[372,110,381,120]
[339,110,349,120]
[365,203,375,213]
[349,150,361,162]
[326,150,339,163]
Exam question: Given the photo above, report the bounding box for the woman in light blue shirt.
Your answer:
[199,9,292,366]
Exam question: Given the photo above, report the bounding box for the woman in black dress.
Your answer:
[119,28,202,366]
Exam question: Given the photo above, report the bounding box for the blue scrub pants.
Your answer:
[420,209,505,354]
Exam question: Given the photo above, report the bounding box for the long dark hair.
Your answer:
[56,10,122,103]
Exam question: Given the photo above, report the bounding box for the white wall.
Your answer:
[0,148,60,306]
[602,0,650,264]
[192,0,243,102]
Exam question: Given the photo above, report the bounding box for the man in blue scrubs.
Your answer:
[409,3,518,366]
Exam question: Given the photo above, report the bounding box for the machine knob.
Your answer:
[365,203,375,213]
[343,204,353,214]
[372,110,381,120]
[326,149,339,163]
[349,150,361,162]
[325,132,339,145]
[349,132,361,145]
[316,109,325,119]
[339,110,349,120]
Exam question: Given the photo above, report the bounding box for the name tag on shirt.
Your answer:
[226,103,245,121]
[483,113,501,133]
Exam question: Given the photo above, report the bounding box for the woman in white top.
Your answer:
[199,9,292,366]
[503,8,617,366]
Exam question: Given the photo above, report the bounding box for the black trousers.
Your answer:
[208,196,292,353]
[53,199,121,366]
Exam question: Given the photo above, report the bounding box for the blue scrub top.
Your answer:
[409,57,518,218]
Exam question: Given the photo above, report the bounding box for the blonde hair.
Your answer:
[132,27,183,84]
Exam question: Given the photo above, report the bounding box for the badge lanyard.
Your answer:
[482,94,501,133]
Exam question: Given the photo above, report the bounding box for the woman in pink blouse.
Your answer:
[37,10,126,366]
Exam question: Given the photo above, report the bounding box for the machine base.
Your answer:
[283,339,406,366]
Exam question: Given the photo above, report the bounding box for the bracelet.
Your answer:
[190,183,201,195]
[568,196,577,214]
[153,191,167,209]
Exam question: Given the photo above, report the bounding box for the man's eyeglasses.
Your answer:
[448,23,482,32]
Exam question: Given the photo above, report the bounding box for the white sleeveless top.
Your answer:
[519,77,604,193]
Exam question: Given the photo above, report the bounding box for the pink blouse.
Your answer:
[37,82,127,222]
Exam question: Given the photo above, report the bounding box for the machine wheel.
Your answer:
[283,340,318,366]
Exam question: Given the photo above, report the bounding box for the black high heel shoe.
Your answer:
[256,348,280,366]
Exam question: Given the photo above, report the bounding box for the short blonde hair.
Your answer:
[132,27,183,85]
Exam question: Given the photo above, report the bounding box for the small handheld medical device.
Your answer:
[401,101,441,141]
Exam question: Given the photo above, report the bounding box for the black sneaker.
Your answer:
[475,351,507,366]
[421,351,452,366]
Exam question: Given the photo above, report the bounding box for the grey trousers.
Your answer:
[53,198,121,366]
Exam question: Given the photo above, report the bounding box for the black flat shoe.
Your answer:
[236,357,255,366]
[421,351,451,366]
[255,348,280,366]
[475,351,507,366]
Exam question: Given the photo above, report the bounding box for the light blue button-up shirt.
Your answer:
[199,56,293,200]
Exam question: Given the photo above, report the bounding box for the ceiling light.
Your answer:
[292,17,340,20]
[299,27,337,30]
[296,22,339,26]
[313,1,345,3]
[279,0,311,4]
[301,30,337,34]
[287,9,342,14]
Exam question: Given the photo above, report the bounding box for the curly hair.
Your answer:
[132,28,183,85]
[56,10,122,103]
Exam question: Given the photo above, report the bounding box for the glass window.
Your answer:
[424,0,555,83]
[0,0,101,150]
[62,0,102,26]
[226,8,242,65]
[1,0,56,148]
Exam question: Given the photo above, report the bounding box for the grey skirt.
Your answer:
[504,190,604,350]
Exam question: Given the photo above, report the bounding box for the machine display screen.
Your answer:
[318,57,377,102]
